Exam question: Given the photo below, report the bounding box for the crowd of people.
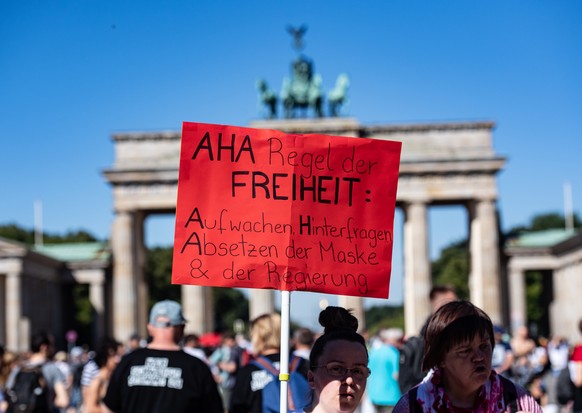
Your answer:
[0,295,581,413]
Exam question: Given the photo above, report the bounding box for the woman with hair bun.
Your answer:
[305,306,370,413]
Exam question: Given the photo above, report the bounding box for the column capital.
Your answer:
[466,197,498,209]
[402,199,430,209]
[507,258,528,273]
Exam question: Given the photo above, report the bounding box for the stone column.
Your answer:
[89,278,106,343]
[111,211,139,343]
[551,262,582,343]
[338,296,365,332]
[403,202,431,335]
[0,275,5,346]
[19,317,30,352]
[182,285,214,334]
[5,271,21,351]
[134,211,148,337]
[468,199,502,324]
[249,289,275,320]
[507,262,526,332]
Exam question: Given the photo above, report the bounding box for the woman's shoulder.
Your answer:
[392,390,411,413]
[235,358,263,378]
[42,361,66,382]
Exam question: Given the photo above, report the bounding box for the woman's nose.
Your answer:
[343,374,355,384]
[472,348,486,360]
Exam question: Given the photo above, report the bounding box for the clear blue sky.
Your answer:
[2,1,581,329]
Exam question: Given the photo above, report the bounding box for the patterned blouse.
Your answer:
[393,369,542,413]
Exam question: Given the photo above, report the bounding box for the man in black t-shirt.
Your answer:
[103,300,223,413]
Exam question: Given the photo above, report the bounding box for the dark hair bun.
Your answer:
[319,306,358,333]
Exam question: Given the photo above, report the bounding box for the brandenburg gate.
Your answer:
[103,117,505,341]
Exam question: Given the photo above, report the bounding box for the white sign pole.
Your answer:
[280,290,291,413]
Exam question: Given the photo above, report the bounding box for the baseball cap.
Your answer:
[149,300,187,327]
[70,346,83,359]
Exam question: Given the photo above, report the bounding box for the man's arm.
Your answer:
[53,380,70,409]
[102,359,124,413]
[572,361,582,387]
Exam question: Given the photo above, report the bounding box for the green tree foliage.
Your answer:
[0,223,34,243]
[506,212,581,238]
[72,284,93,343]
[44,229,99,243]
[364,305,404,336]
[530,212,581,231]
[212,287,249,332]
[431,239,469,299]
[525,271,545,331]
[146,246,181,307]
[0,223,99,244]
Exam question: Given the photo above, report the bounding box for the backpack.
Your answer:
[251,355,310,413]
[556,366,574,405]
[398,335,426,393]
[6,364,50,413]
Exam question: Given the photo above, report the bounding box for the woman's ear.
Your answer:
[307,370,315,389]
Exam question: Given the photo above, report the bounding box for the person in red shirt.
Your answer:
[572,320,582,362]
[570,319,582,388]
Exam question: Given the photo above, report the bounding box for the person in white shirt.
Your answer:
[183,333,209,364]
[292,327,315,361]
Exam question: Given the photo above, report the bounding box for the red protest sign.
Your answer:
[172,122,401,299]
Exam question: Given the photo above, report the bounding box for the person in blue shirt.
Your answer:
[368,328,403,412]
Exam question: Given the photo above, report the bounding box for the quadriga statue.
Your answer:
[281,56,323,118]
[328,73,350,117]
[256,79,278,119]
